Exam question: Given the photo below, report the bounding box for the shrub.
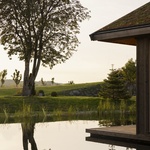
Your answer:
[51,91,57,97]
[38,90,45,96]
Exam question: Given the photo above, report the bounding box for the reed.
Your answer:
[83,104,90,111]
[68,105,76,116]
[52,109,62,117]
[97,99,115,113]
[97,99,136,115]
[3,108,9,118]
[42,106,47,117]
[22,103,32,117]
[15,101,33,118]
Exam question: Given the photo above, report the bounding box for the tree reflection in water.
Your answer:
[21,122,38,150]
[87,135,150,150]
[109,145,116,150]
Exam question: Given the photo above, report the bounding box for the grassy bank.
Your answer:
[0,96,100,114]
[0,82,101,96]
[0,96,136,118]
[0,82,136,118]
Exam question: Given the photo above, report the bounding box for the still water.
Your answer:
[0,119,139,150]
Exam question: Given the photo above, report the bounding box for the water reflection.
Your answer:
[109,145,116,150]
[1,119,150,150]
[86,136,150,150]
[21,122,38,150]
[0,111,143,150]
[108,145,135,150]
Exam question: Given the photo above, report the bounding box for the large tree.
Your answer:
[0,0,90,96]
[99,69,131,101]
[122,58,136,96]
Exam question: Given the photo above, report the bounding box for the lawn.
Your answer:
[0,82,136,118]
[0,82,101,115]
[0,82,101,96]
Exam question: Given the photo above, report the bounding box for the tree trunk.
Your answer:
[22,54,41,96]
[21,123,38,150]
[22,75,36,96]
[22,61,36,96]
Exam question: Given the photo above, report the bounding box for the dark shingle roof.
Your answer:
[98,2,150,32]
[90,2,150,45]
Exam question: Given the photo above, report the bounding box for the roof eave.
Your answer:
[90,25,150,45]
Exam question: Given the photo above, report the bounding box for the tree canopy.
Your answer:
[99,59,136,100]
[0,69,7,87]
[99,69,131,100]
[122,58,136,95]
[11,69,22,87]
[0,0,90,95]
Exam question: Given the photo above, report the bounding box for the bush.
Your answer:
[38,90,45,96]
[51,91,57,97]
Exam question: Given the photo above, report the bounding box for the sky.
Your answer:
[0,0,149,84]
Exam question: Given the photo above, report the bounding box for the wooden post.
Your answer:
[136,37,150,135]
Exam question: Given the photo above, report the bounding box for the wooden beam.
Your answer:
[136,37,150,135]
[90,26,150,41]
[90,26,150,46]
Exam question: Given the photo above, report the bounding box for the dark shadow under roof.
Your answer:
[90,2,150,46]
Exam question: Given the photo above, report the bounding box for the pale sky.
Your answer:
[0,0,149,83]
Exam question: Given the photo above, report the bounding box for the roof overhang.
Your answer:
[90,24,150,46]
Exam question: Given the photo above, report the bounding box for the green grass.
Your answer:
[36,82,101,96]
[0,96,100,113]
[0,82,136,118]
[0,82,101,96]
[0,96,136,116]
[0,87,21,96]
[0,82,102,116]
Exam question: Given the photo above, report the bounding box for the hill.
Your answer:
[35,82,102,97]
[1,79,61,87]
[0,81,102,97]
[58,83,101,97]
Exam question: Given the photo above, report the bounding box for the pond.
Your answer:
[0,113,147,150]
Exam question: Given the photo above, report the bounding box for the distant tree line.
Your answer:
[0,69,22,87]
[11,69,22,87]
[99,58,136,101]
[41,77,55,86]
[0,69,7,87]
[0,69,57,87]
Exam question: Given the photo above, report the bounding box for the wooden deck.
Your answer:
[86,125,150,148]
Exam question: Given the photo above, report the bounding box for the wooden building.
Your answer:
[87,2,150,143]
